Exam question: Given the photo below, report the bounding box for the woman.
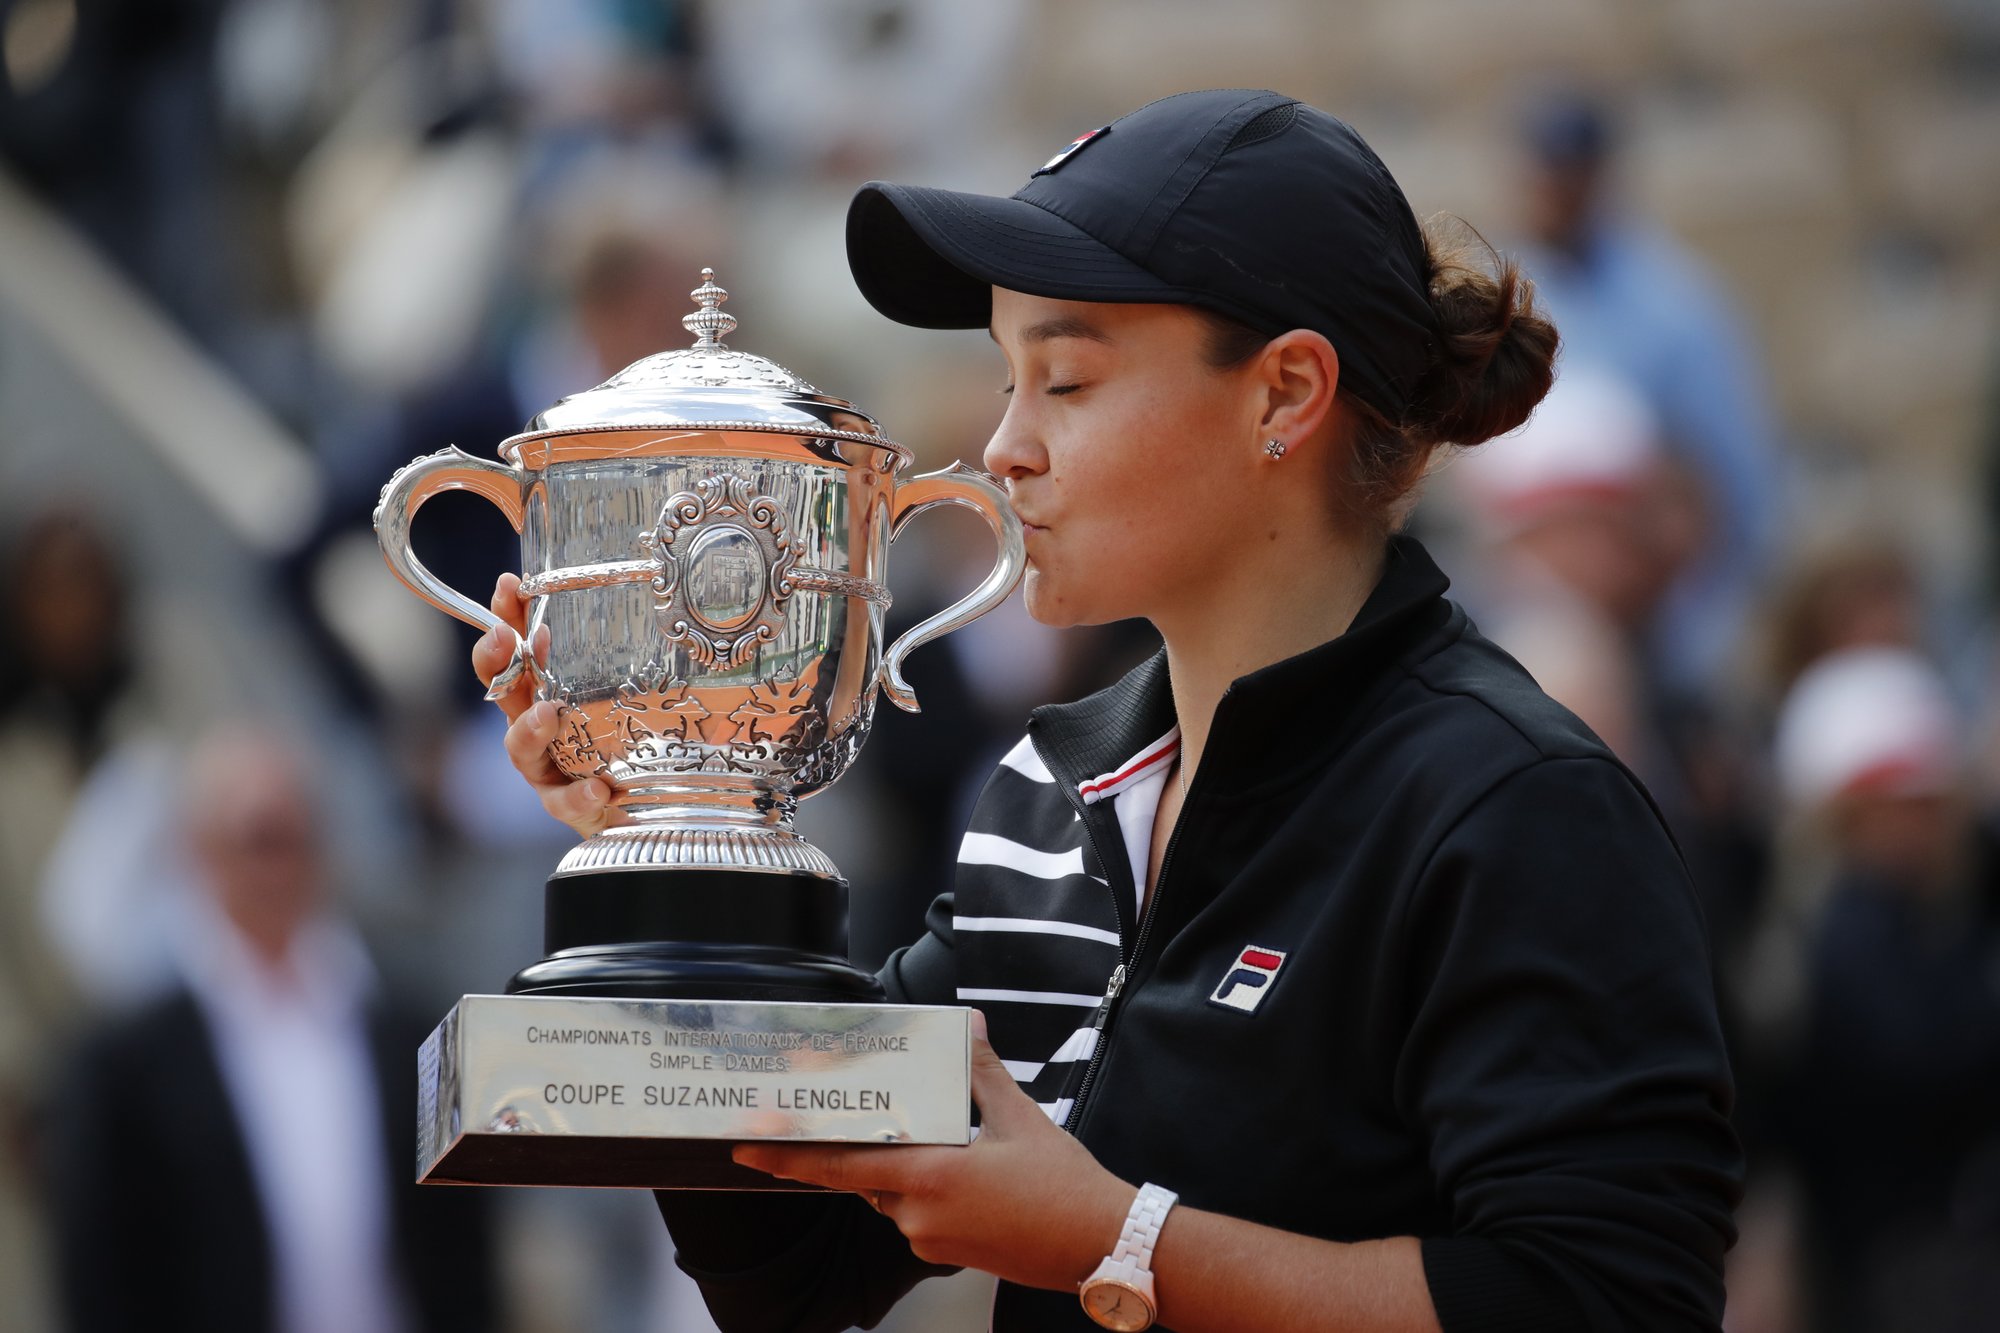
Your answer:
[474,90,1741,1332]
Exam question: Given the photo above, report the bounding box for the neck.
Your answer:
[1155,531,1386,783]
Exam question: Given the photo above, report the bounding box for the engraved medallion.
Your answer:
[642,473,802,669]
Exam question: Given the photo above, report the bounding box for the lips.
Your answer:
[1006,490,1048,537]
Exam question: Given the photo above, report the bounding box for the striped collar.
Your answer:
[1027,535,1453,805]
[1077,727,1180,806]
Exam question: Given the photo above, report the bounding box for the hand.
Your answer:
[731,1012,1132,1292]
[470,573,628,839]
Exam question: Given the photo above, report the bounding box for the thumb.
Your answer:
[967,1010,1036,1128]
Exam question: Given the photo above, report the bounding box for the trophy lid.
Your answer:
[500,268,907,462]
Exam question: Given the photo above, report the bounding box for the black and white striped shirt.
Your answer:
[951,730,1177,1124]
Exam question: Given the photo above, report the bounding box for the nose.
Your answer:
[982,397,1047,482]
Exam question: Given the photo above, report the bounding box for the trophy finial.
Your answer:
[683,267,738,349]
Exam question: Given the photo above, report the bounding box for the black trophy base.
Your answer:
[505,866,885,1004]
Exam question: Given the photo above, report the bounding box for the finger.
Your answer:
[732,1144,909,1195]
[503,700,564,784]
[966,1010,1039,1128]
[542,774,614,831]
[470,608,512,678]
[501,698,624,837]
[489,572,529,635]
[479,575,540,710]
[731,1144,856,1190]
[472,624,531,716]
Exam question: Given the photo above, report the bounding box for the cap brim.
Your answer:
[846,182,1185,330]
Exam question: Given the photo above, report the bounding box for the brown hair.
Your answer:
[1201,216,1559,523]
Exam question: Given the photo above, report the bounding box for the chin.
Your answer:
[1021,569,1118,630]
[1021,574,1076,627]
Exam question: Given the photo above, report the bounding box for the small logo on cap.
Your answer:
[1033,126,1110,176]
[1209,945,1286,1014]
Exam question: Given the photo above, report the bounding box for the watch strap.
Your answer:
[1109,1182,1177,1270]
[1080,1182,1178,1328]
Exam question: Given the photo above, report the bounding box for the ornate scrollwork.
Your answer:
[728,675,828,772]
[641,473,802,669]
[584,666,830,781]
[548,704,611,780]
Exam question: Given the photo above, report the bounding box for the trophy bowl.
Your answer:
[376,270,1024,1004]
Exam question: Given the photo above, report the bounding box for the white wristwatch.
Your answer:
[1078,1182,1178,1331]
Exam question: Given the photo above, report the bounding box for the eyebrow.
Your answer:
[988,315,1116,347]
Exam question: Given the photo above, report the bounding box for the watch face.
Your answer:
[1081,1279,1155,1332]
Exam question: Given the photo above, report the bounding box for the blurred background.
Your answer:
[1,1,1997,1330]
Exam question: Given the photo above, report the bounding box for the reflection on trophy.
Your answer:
[374,270,1020,1188]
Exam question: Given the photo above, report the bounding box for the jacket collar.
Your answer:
[1028,535,1454,805]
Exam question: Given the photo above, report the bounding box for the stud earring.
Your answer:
[1264,439,1287,460]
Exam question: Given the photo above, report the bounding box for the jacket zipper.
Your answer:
[1062,786,1191,1135]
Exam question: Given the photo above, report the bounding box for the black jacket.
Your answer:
[666,535,1742,1332]
[46,986,497,1333]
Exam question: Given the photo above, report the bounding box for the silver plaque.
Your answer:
[418,995,971,1190]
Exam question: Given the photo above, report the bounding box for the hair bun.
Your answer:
[1408,219,1560,449]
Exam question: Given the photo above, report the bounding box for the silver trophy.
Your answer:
[375,270,1020,1187]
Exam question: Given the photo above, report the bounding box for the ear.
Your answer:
[1250,330,1340,452]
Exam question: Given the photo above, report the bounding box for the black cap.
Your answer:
[846,89,1439,422]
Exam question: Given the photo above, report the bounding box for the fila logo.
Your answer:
[1033,126,1109,176]
[1208,945,1287,1014]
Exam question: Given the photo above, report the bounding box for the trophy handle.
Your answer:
[373,446,534,698]
[880,462,1026,713]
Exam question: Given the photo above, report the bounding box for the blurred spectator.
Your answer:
[482,0,717,163]
[0,506,134,1332]
[1454,371,1686,649]
[44,724,496,1333]
[1770,648,2000,1333]
[1514,91,1783,691]
[701,0,1028,180]
[1456,370,1709,780]
[0,506,129,1034]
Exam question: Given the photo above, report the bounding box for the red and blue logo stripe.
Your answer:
[1209,945,1286,1013]
[1034,126,1110,176]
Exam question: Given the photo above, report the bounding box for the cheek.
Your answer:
[1092,406,1234,545]
[1049,461,1218,617]
[1019,372,1245,622]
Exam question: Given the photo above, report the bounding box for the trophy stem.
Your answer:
[507,866,885,1003]
[552,809,842,881]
